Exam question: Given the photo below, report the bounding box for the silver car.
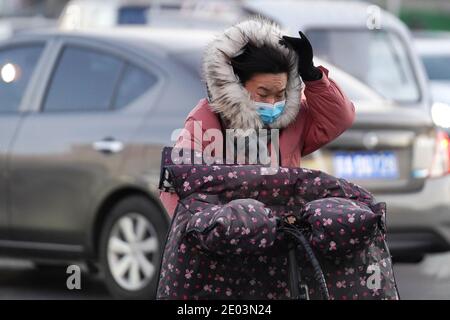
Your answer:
[0,27,211,299]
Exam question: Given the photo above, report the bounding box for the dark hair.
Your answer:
[230,42,294,85]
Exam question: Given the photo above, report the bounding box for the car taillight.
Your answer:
[430,130,450,178]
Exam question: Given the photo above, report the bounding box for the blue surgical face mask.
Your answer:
[254,100,286,125]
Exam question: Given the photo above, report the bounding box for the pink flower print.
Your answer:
[228,171,238,179]
[190,167,196,173]
[226,288,232,296]
[298,186,307,194]
[168,263,174,271]
[241,227,250,235]
[283,179,290,185]
[230,238,238,245]
[217,175,224,180]
[272,188,280,197]
[203,284,212,292]
[287,197,295,206]
[323,218,332,226]
[179,243,186,253]
[250,279,256,286]
[212,166,221,171]
[329,241,337,251]
[267,293,275,299]
[215,275,225,282]
[339,228,346,236]
[359,277,366,286]
[164,285,170,295]
[252,190,259,197]
[345,267,355,275]
[336,281,346,289]
[268,267,276,276]
[348,213,356,223]
[251,169,258,175]
[313,177,321,186]
[259,238,267,248]
[203,175,213,183]
[235,248,242,254]
[248,204,256,212]
[185,269,194,279]
[371,289,380,297]
[326,203,333,208]
[314,208,322,217]
[198,194,207,200]
[349,238,360,245]
[209,261,217,270]
[183,181,191,191]
[281,168,289,173]
[258,256,267,263]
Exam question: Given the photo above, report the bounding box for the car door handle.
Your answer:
[92,138,124,154]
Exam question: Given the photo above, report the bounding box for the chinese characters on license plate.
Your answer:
[333,151,399,179]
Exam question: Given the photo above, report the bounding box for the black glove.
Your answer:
[279,31,323,81]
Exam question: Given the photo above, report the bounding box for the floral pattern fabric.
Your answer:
[156,149,399,300]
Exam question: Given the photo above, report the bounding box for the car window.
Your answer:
[422,55,450,81]
[113,64,157,109]
[0,45,44,112]
[43,46,124,111]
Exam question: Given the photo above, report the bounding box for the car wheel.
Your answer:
[99,196,167,299]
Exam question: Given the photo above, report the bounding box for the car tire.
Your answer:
[98,195,167,299]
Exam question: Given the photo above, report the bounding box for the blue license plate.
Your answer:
[333,151,399,179]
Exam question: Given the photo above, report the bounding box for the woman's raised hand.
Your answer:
[279,31,323,81]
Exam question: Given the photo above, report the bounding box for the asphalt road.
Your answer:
[2,253,450,300]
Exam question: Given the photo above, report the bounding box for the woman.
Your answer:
[160,17,355,216]
[157,17,359,300]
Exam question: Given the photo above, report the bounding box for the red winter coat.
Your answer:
[160,65,355,216]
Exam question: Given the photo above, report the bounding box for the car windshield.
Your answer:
[306,29,421,103]
[421,54,450,81]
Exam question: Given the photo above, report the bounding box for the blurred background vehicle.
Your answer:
[0,27,213,299]
[414,32,450,132]
[58,0,247,30]
[0,0,56,40]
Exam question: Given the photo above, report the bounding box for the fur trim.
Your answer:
[202,16,303,132]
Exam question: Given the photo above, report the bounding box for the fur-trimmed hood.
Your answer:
[202,16,303,131]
